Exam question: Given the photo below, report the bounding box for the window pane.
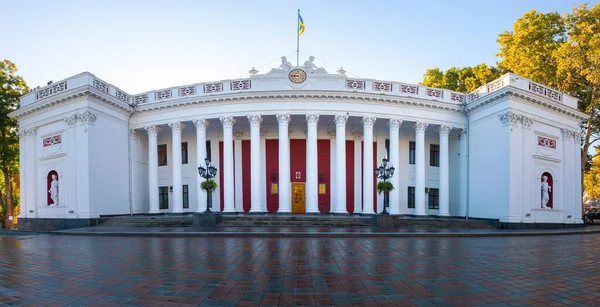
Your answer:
[158,144,167,166]
[206,140,212,162]
[159,186,169,209]
[182,142,188,165]
[408,186,415,208]
[183,185,189,209]
[428,188,439,209]
[409,141,415,165]
[430,144,439,167]
[385,139,390,160]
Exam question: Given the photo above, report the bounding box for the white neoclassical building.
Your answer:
[10,57,587,229]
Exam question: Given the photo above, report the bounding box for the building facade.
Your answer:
[10,57,587,229]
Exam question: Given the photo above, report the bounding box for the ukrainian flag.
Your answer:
[298,12,305,36]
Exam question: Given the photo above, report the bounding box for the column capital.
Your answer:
[247,115,262,126]
[498,111,521,129]
[362,117,376,128]
[439,125,452,136]
[352,130,363,139]
[192,119,209,130]
[64,114,77,128]
[77,110,97,126]
[25,128,36,138]
[334,114,349,126]
[458,129,468,140]
[233,130,244,138]
[388,119,402,129]
[219,116,236,127]
[306,114,320,125]
[130,129,139,139]
[145,125,161,136]
[168,122,185,132]
[260,129,268,137]
[522,116,534,130]
[414,122,429,133]
[276,113,291,125]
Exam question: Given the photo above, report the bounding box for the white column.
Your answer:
[362,117,376,214]
[220,116,236,212]
[306,114,320,213]
[414,122,428,216]
[129,129,139,213]
[248,115,263,212]
[193,119,208,213]
[328,128,337,211]
[439,125,452,216]
[234,131,243,212]
[573,130,583,222]
[353,130,363,214]
[277,114,291,213]
[388,119,402,215]
[260,129,267,212]
[458,130,468,217]
[145,126,161,213]
[17,131,27,218]
[169,122,184,213]
[333,114,349,213]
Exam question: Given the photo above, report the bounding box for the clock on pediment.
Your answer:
[288,69,307,84]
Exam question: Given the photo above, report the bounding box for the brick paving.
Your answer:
[0,233,599,306]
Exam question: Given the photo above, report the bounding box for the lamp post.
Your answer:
[198,157,218,213]
[375,158,395,214]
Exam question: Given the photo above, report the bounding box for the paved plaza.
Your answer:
[0,232,599,307]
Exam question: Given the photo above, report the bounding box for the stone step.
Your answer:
[218,214,376,227]
[99,216,193,227]
[377,216,498,229]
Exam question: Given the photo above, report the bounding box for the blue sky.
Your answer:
[2,0,597,94]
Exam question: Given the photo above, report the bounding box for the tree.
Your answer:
[584,148,600,199]
[0,60,28,229]
[420,64,502,93]
[497,4,600,205]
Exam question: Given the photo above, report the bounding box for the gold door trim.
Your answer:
[292,182,306,214]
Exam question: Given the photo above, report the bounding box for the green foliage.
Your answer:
[201,179,218,192]
[420,64,502,93]
[376,181,394,195]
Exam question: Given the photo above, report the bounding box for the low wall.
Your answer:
[17,218,105,231]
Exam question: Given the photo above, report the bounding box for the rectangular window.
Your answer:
[182,142,188,164]
[428,188,439,209]
[158,144,167,166]
[159,186,169,209]
[408,186,415,209]
[409,141,415,165]
[206,140,212,162]
[183,185,189,209]
[430,144,440,167]
[385,139,390,160]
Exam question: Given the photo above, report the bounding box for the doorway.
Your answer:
[292,183,306,214]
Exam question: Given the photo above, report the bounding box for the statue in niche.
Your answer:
[268,56,292,74]
[541,174,552,209]
[303,56,328,74]
[48,172,59,206]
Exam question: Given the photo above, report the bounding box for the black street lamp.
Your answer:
[375,158,395,214]
[198,157,218,213]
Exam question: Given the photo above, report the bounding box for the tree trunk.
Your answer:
[3,170,13,229]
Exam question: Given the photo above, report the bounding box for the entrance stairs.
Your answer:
[98,215,193,227]
[218,214,376,227]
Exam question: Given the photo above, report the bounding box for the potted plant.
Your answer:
[201,179,218,192]
[376,181,394,195]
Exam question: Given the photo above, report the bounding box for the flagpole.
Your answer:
[296,9,300,66]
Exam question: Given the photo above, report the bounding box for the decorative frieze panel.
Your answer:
[426,88,442,98]
[204,83,223,93]
[133,94,148,104]
[373,81,392,92]
[155,89,172,100]
[230,80,251,91]
[179,86,196,97]
[43,135,62,147]
[346,79,365,90]
[469,92,480,101]
[487,79,504,93]
[36,81,68,100]
[529,82,562,102]
[450,93,465,103]
[115,90,129,103]
[93,79,109,93]
[537,136,556,149]
[399,84,418,94]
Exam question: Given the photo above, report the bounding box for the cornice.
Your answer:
[133,91,464,114]
[9,86,134,121]
[466,87,588,122]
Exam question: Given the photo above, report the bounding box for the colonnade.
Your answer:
[143,114,456,215]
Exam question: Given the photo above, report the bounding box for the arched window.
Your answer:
[47,170,59,206]
[541,172,553,209]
